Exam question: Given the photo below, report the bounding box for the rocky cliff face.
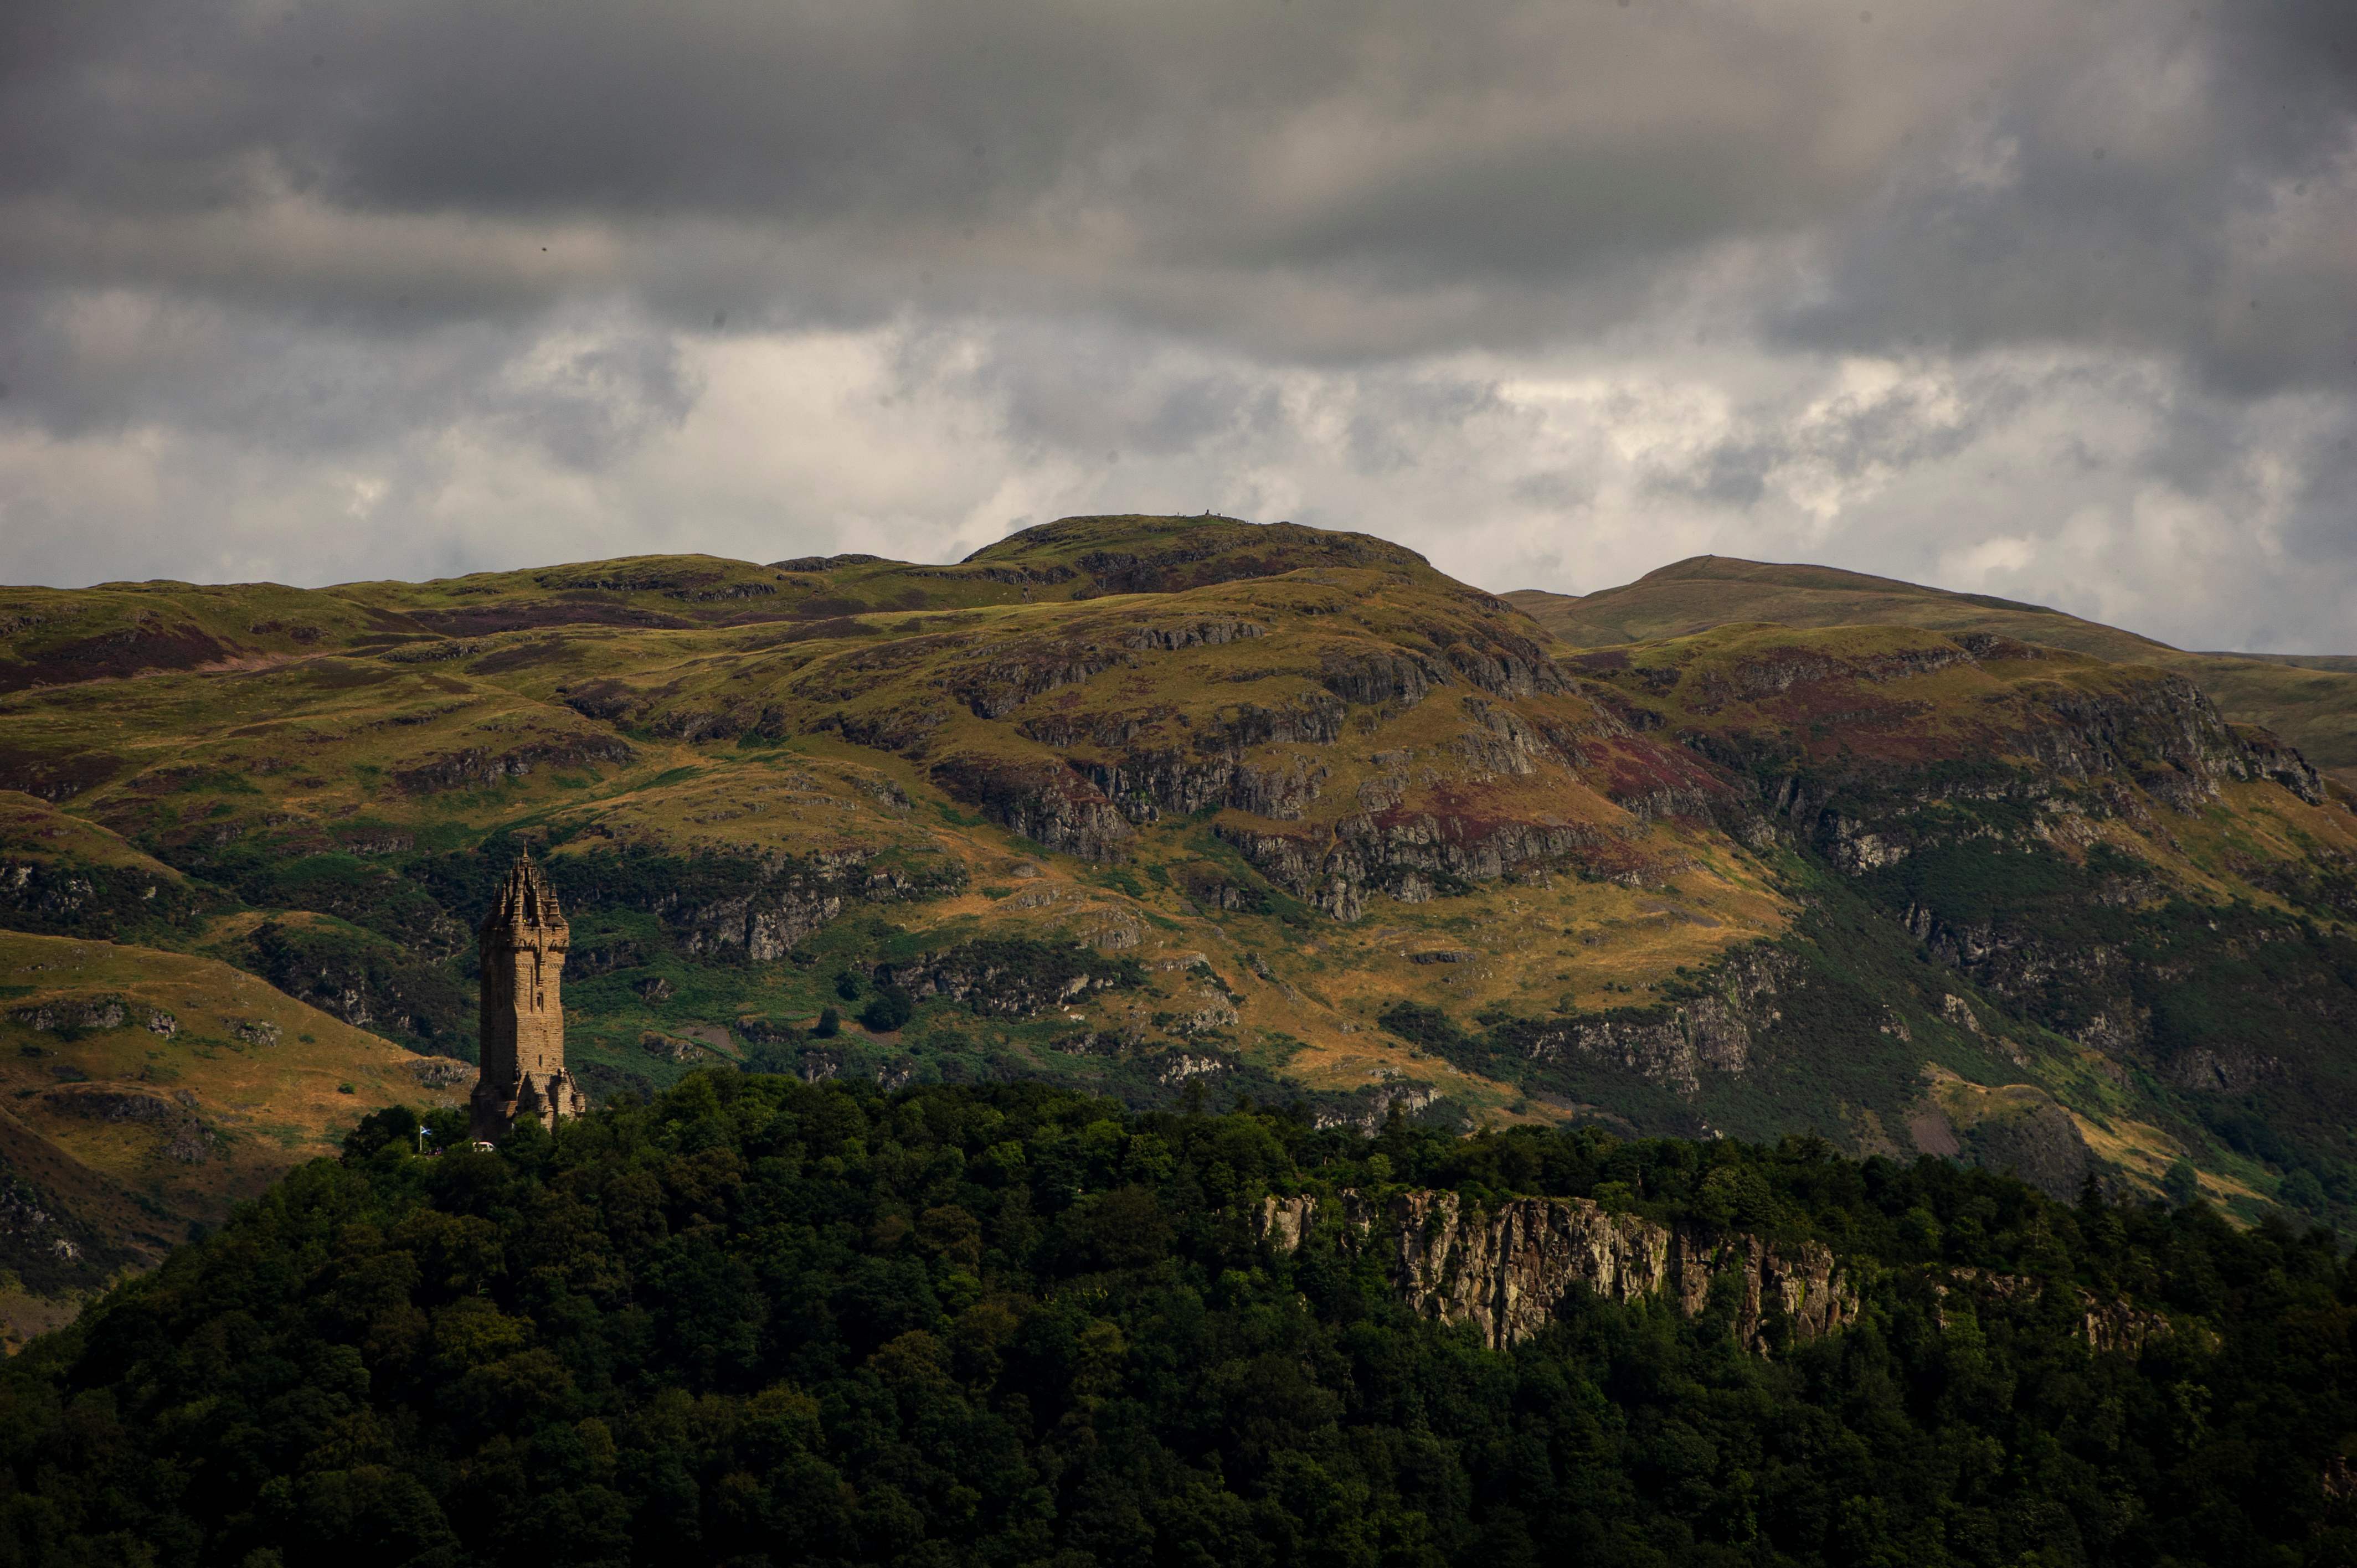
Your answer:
[1217,796,1666,924]
[872,938,1140,1020]
[1583,627,2337,875]
[1761,664,2322,863]
[1257,1188,1856,1354]
[670,848,954,961]
[1898,878,2348,1099]
[1931,1267,2183,1354]
[732,548,1739,914]
[927,755,1140,862]
[552,847,964,964]
[1486,944,1797,1094]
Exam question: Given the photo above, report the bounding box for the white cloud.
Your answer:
[7,302,2352,654]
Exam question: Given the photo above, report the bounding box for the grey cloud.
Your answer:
[485,333,698,471]
[0,287,691,472]
[1339,378,1507,477]
[7,0,2345,377]
[1642,359,2022,512]
[1654,440,1777,511]
[2,0,2356,655]
[2278,404,2357,561]
[938,324,1289,461]
[1776,4,2357,393]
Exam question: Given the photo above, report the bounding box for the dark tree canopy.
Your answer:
[3,1072,2353,1567]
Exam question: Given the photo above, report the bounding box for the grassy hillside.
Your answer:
[0,930,466,1348]
[0,517,1781,1136]
[1502,556,2171,659]
[7,516,2357,1321]
[1506,556,2357,788]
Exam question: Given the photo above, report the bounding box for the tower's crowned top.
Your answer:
[470,851,588,1141]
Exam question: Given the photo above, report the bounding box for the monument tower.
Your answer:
[470,851,588,1141]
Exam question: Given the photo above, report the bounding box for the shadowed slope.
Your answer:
[1508,556,2357,788]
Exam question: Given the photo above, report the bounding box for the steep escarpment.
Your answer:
[1550,620,2357,1217]
[12,513,2357,1250]
[1255,1187,1855,1353]
[1257,1184,2200,1360]
[579,538,1739,918]
[1571,623,2332,863]
[1877,841,2357,1184]
[1512,553,2357,795]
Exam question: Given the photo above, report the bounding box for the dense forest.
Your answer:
[3,1074,2353,1567]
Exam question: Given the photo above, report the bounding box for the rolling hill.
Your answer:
[4,515,2357,1329]
[1505,556,2357,791]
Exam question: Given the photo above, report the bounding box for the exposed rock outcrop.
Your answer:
[1075,750,1332,824]
[1309,1084,1444,1133]
[1932,1268,2181,1354]
[1762,673,2322,862]
[392,736,635,794]
[411,1056,471,1089]
[1217,805,1640,924]
[1155,1050,1234,1085]
[872,938,1141,1020]
[930,755,1136,862]
[555,846,960,964]
[1319,648,1448,707]
[2231,723,2327,805]
[2016,673,2274,806]
[1653,642,2340,895]
[676,853,909,961]
[948,636,1133,720]
[1486,945,1797,1094]
[0,1172,126,1308]
[10,995,127,1033]
[0,856,195,936]
[1438,630,1576,699]
[43,1086,218,1163]
[1255,1188,1856,1355]
[1901,901,2127,1019]
[934,616,1267,728]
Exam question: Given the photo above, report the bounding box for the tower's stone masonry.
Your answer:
[471,853,588,1141]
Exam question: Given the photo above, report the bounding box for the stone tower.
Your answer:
[470,852,588,1141]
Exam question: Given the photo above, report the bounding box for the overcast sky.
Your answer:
[2,0,2353,649]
